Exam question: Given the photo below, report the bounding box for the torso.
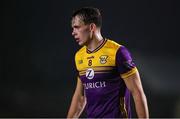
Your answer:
[75,39,132,118]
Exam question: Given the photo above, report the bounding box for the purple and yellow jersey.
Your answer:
[75,39,138,118]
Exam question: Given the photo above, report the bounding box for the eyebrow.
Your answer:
[73,25,80,28]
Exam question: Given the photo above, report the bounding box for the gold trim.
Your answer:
[91,66,114,71]
[121,67,138,79]
[120,97,128,118]
[79,66,114,76]
[79,71,112,76]
[79,66,114,72]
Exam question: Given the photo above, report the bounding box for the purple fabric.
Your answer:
[80,71,131,118]
[77,45,135,118]
[116,46,136,74]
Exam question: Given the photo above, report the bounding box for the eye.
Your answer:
[74,26,80,29]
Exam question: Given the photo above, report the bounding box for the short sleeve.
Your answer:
[116,46,137,78]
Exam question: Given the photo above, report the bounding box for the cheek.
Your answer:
[82,30,90,37]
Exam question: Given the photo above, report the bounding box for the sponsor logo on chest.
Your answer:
[83,81,106,89]
[86,68,94,79]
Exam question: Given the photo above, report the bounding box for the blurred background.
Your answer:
[2,0,180,117]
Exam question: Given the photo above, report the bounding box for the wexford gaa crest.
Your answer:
[99,55,108,64]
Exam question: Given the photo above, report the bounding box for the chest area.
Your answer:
[76,50,116,71]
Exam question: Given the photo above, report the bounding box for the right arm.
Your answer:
[67,77,86,118]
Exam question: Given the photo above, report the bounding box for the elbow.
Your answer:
[131,89,147,101]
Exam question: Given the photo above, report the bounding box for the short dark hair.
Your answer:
[72,7,102,28]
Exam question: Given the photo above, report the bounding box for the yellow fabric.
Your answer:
[75,39,120,72]
[75,39,137,78]
[75,40,120,71]
[121,67,138,79]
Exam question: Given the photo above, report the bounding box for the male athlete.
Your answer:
[67,7,149,118]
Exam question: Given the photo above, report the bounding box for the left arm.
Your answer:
[123,70,149,118]
[116,45,149,118]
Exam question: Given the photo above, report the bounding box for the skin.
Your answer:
[67,15,149,118]
[71,15,104,51]
[67,77,86,118]
[123,71,149,118]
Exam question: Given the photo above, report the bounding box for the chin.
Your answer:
[78,42,85,46]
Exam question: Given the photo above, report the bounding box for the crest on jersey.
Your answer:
[78,60,83,64]
[86,68,94,79]
[99,55,108,64]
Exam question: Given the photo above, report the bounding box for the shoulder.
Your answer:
[74,46,86,70]
[105,38,124,50]
[75,46,86,59]
[105,39,131,57]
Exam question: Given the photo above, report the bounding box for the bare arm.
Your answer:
[123,71,149,118]
[67,77,86,118]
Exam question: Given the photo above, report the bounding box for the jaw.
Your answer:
[77,40,85,46]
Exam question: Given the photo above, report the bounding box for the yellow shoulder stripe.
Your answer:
[120,67,138,79]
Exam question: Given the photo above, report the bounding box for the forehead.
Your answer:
[71,16,85,27]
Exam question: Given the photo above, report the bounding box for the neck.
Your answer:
[86,32,104,52]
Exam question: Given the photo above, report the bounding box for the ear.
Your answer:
[89,23,96,32]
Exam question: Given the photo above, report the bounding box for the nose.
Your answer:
[72,29,76,36]
[72,31,75,36]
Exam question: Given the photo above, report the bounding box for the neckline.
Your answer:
[86,38,107,54]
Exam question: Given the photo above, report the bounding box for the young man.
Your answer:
[67,7,149,118]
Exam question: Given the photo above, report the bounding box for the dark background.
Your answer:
[2,0,180,117]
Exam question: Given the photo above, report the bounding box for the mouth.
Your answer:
[75,38,80,42]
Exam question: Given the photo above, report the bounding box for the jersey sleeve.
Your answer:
[116,46,138,79]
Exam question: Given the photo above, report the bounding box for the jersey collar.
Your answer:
[86,38,107,54]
